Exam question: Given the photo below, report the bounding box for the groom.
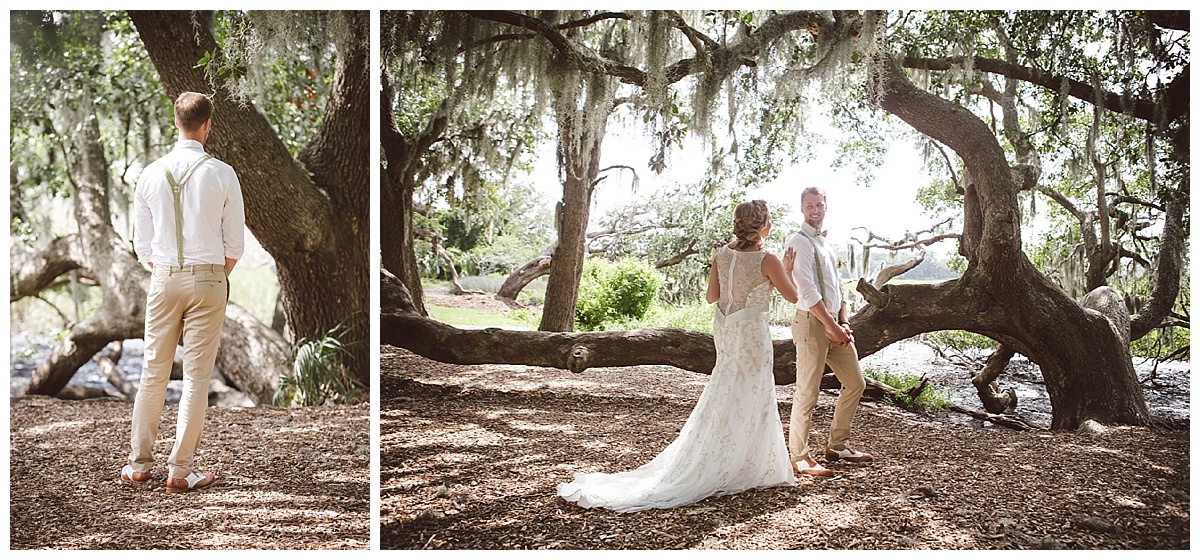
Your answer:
[122,91,245,493]
[784,186,872,477]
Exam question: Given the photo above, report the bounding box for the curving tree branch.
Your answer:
[902,55,1183,124]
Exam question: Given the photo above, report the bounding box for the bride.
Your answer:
[558,200,800,512]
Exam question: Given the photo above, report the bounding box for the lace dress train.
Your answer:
[557,247,793,512]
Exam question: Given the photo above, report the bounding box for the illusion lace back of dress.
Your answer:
[556,245,793,512]
[716,246,772,319]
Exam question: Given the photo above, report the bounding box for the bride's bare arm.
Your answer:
[762,248,798,304]
[706,253,721,304]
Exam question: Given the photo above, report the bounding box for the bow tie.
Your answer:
[817,230,827,237]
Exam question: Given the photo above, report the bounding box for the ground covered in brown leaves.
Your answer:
[381,345,1190,550]
[9,398,370,549]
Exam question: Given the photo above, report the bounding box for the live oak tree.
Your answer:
[129,10,371,390]
[869,10,1189,416]
[390,10,866,331]
[381,11,548,317]
[386,10,1187,429]
[387,10,872,358]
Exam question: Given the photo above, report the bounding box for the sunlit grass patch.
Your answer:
[427,304,530,329]
[229,263,279,326]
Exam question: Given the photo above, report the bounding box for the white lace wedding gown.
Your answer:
[557,246,794,512]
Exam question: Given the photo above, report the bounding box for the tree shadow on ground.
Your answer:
[9,398,370,550]
[381,346,1190,550]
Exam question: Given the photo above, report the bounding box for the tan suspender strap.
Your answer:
[162,155,213,266]
[800,231,828,304]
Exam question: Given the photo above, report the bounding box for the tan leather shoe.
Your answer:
[793,456,833,477]
[825,446,873,463]
[120,465,151,486]
[165,471,216,493]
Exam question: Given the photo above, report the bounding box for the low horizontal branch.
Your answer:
[383,311,800,384]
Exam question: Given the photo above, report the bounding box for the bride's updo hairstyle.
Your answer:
[731,199,769,251]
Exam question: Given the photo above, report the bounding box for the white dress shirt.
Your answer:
[134,140,245,266]
[784,222,842,316]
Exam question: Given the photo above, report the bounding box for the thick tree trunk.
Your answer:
[27,320,121,398]
[130,11,370,390]
[216,304,292,403]
[380,68,440,317]
[381,269,418,314]
[538,95,606,332]
[867,52,1148,428]
[383,270,797,380]
[289,10,371,385]
[381,168,427,315]
[15,240,286,404]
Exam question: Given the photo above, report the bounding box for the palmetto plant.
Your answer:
[273,322,360,407]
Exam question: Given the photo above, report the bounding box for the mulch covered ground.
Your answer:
[9,398,370,549]
[381,345,1190,550]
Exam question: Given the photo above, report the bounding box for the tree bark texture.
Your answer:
[385,310,800,384]
[381,269,418,314]
[130,10,370,390]
[385,271,963,409]
[916,25,1186,344]
[869,52,1148,428]
[384,270,798,382]
[538,92,606,332]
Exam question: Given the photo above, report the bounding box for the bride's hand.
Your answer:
[782,246,795,273]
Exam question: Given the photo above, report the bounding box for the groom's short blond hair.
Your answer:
[174,92,213,132]
[801,187,826,201]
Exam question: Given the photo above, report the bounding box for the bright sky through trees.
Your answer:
[532,113,938,254]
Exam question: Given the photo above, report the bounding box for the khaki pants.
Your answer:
[129,264,227,479]
[788,310,866,462]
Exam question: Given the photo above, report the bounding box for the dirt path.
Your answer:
[9,398,370,549]
[381,345,1190,550]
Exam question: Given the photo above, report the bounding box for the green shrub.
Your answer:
[508,307,542,329]
[575,258,663,330]
[575,264,608,329]
[864,366,952,412]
